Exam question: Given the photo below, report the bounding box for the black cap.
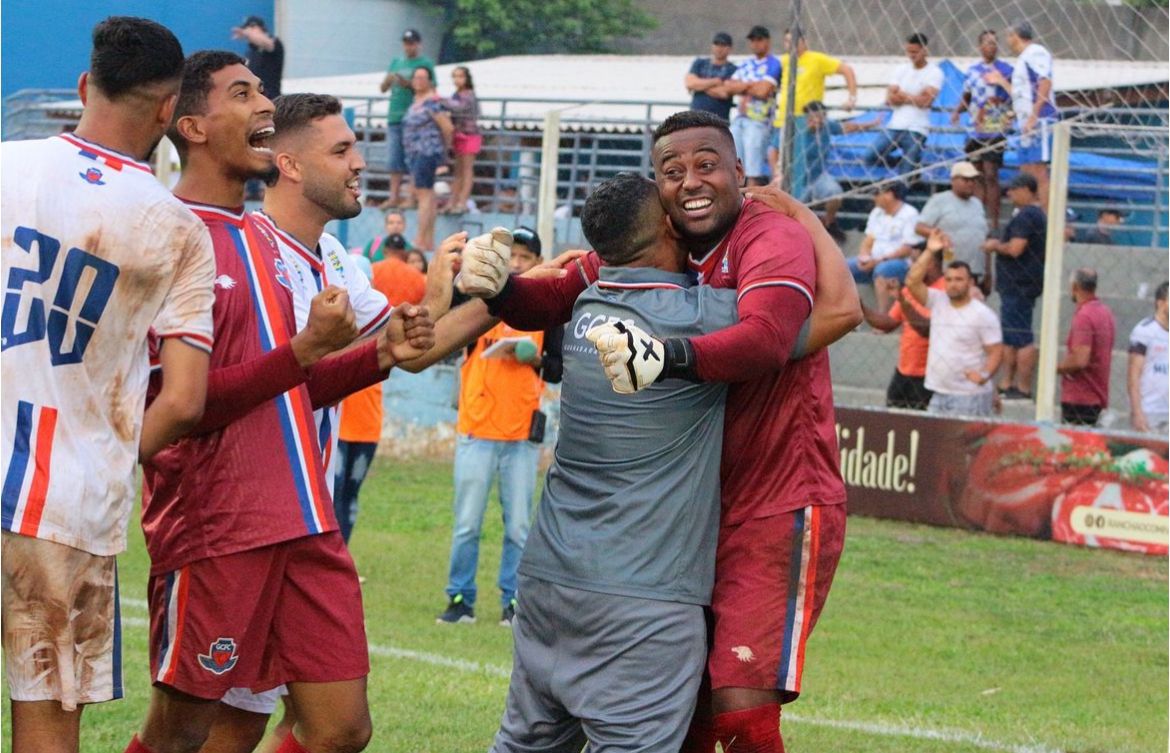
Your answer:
[879,181,908,200]
[402,29,422,43]
[803,100,826,114]
[241,15,266,31]
[712,32,733,46]
[1007,173,1038,192]
[511,226,542,257]
[747,25,770,40]
[386,233,407,251]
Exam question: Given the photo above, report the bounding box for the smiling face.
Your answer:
[411,67,433,94]
[193,63,275,180]
[292,114,366,220]
[652,126,744,252]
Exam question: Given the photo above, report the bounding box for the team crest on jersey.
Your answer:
[79,167,106,185]
[197,637,239,675]
[326,248,344,274]
[721,257,730,274]
[273,258,293,291]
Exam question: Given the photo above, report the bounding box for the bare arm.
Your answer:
[1128,351,1150,431]
[685,74,718,92]
[838,62,858,109]
[1056,344,1092,375]
[905,233,942,306]
[432,111,454,147]
[982,342,1003,381]
[983,237,1029,258]
[861,301,902,333]
[898,290,932,337]
[910,86,940,109]
[746,80,776,99]
[914,221,935,239]
[139,339,209,463]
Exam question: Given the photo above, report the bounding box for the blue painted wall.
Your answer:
[1,0,273,98]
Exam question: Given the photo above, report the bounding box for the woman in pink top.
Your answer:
[445,66,481,214]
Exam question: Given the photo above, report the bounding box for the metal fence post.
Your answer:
[1034,121,1072,423]
[537,109,562,252]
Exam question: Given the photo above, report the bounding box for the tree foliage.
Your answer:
[436,0,656,63]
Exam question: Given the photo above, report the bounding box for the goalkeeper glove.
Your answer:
[456,227,512,297]
[585,321,696,394]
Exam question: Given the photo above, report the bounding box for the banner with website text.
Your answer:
[836,408,1169,556]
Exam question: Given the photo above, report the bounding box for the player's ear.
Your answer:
[77,72,89,105]
[734,157,745,188]
[173,114,208,148]
[275,152,302,183]
[664,212,682,240]
[157,93,179,132]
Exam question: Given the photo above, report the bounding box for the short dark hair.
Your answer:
[906,32,929,47]
[1098,208,1122,219]
[511,226,542,257]
[946,260,972,276]
[803,100,826,114]
[1073,267,1098,293]
[89,16,184,100]
[1011,21,1035,40]
[168,50,248,156]
[978,29,997,43]
[653,110,733,149]
[1155,282,1168,302]
[581,173,661,265]
[272,93,342,142]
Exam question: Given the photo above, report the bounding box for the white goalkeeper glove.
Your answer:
[456,227,512,298]
[585,321,672,394]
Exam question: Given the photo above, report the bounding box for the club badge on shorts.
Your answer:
[198,637,240,675]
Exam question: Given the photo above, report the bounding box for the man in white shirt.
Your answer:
[849,181,919,312]
[1128,281,1169,433]
[907,230,1003,417]
[865,33,943,177]
[915,161,990,292]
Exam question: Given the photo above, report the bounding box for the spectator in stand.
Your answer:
[232,16,284,97]
[790,101,875,242]
[359,211,414,261]
[723,25,780,185]
[685,32,737,121]
[767,29,859,197]
[379,29,436,209]
[862,252,944,410]
[406,249,428,274]
[371,235,427,308]
[982,172,1046,400]
[865,33,943,178]
[438,227,562,627]
[1056,268,1115,426]
[849,181,920,312]
[908,230,1003,417]
[915,161,990,293]
[445,66,481,215]
[984,21,1056,211]
[1078,209,1125,245]
[403,66,453,252]
[1128,281,1169,433]
[952,30,1013,229]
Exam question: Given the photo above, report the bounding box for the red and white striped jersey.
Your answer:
[1,134,215,555]
[251,211,390,492]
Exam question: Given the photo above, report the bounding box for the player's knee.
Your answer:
[304,713,372,753]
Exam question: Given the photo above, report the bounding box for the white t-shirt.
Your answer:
[1,134,215,555]
[1011,43,1057,123]
[251,211,391,494]
[924,288,1002,395]
[1129,316,1169,417]
[887,62,944,134]
[864,202,921,260]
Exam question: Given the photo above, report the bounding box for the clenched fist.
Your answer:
[292,285,358,366]
[456,227,512,298]
[378,303,435,368]
[585,321,666,394]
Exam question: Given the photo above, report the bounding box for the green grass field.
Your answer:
[4,456,1167,752]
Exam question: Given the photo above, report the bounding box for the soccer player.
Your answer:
[490,173,740,751]
[125,52,433,753]
[1,17,214,753]
[461,110,860,751]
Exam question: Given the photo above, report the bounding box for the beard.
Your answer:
[304,176,362,221]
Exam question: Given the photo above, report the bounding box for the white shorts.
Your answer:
[222,684,288,714]
[1,531,121,710]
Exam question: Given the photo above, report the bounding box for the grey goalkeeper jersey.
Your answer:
[519,266,738,605]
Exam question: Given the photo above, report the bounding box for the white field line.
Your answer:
[120,601,1059,753]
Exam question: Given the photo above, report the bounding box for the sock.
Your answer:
[124,736,156,753]
[713,703,784,753]
[274,732,311,753]
[680,674,716,753]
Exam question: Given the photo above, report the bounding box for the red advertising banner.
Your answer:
[835,407,1170,556]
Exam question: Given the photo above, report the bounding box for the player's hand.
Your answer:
[845,94,857,112]
[521,249,590,281]
[378,303,435,369]
[455,227,512,297]
[293,285,357,366]
[585,321,665,394]
[949,110,961,127]
[1132,411,1151,433]
[1023,114,1038,135]
[742,185,817,228]
[927,228,949,255]
[422,231,467,319]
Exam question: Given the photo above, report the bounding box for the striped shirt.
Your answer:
[1,134,215,555]
[141,203,334,575]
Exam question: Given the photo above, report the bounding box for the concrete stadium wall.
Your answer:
[618,0,1169,62]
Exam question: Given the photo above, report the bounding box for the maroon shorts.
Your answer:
[147,532,368,699]
[708,503,846,702]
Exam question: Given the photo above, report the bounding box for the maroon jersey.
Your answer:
[141,203,335,576]
[689,200,845,523]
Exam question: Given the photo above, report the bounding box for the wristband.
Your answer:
[482,274,515,315]
[657,338,700,383]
